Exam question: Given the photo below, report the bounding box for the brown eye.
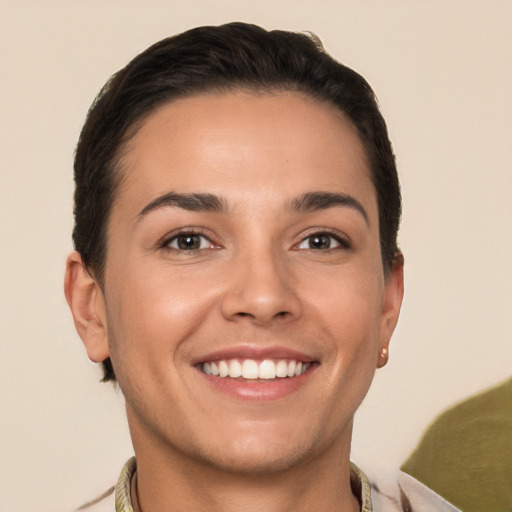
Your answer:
[297,232,345,250]
[167,233,212,251]
[308,234,332,249]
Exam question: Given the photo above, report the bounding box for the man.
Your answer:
[65,22,455,512]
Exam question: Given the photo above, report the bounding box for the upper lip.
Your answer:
[190,345,318,366]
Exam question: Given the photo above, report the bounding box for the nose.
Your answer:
[220,249,302,325]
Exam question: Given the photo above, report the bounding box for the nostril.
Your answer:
[232,310,290,322]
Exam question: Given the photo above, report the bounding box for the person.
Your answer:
[64,22,457,512]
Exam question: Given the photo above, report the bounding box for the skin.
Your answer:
[65,91,404,512]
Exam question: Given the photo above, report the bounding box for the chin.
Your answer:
[188,424,327,476]
[201,443,310,476]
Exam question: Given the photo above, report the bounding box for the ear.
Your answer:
[64,251,110,363]
[377,252,404,368]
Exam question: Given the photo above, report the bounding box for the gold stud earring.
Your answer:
[377,346,389,368]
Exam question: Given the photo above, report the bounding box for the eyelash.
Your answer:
[161,229,219,252]
[295,230,351,251]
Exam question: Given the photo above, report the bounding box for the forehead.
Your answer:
[116,91,376,216]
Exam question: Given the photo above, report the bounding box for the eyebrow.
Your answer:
[137,190,369,225]
[289,192,369,225]
[138,192,227,219]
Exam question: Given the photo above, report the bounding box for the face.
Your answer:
[76,91,403,474]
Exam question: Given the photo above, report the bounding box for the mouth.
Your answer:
[197,358,313,381]
[191,347,319,400]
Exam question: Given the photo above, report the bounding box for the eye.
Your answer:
[296,232,348,250]
[166,232,216,251]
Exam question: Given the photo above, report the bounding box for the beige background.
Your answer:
[1,1,511,511]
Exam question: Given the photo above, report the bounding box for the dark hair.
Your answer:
[73,22,401,382]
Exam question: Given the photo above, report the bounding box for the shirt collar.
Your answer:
[115,457,373,512]
[350,461,373,512]
[115,457,136,512]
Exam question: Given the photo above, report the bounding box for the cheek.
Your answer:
[104,263,218,371]
[305,268,383,377]
[308,268,383,335]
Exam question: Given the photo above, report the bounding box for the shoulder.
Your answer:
[74,487,115,512]
[73,456,136,512]
[370,470,461,512]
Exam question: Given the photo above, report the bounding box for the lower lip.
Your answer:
[196,365,317,401]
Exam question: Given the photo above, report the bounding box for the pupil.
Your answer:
[310,235,330,249]
[178,235,200,250]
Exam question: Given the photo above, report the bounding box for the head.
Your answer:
[72,23,401,383]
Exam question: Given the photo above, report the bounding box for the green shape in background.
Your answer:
[402,377,512,512]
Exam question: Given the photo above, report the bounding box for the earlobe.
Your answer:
[377,252,404,368]
[64,251,110,363]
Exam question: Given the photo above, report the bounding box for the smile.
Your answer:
[200,359,312,380]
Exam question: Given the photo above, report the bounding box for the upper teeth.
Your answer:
[201,359,310,379]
